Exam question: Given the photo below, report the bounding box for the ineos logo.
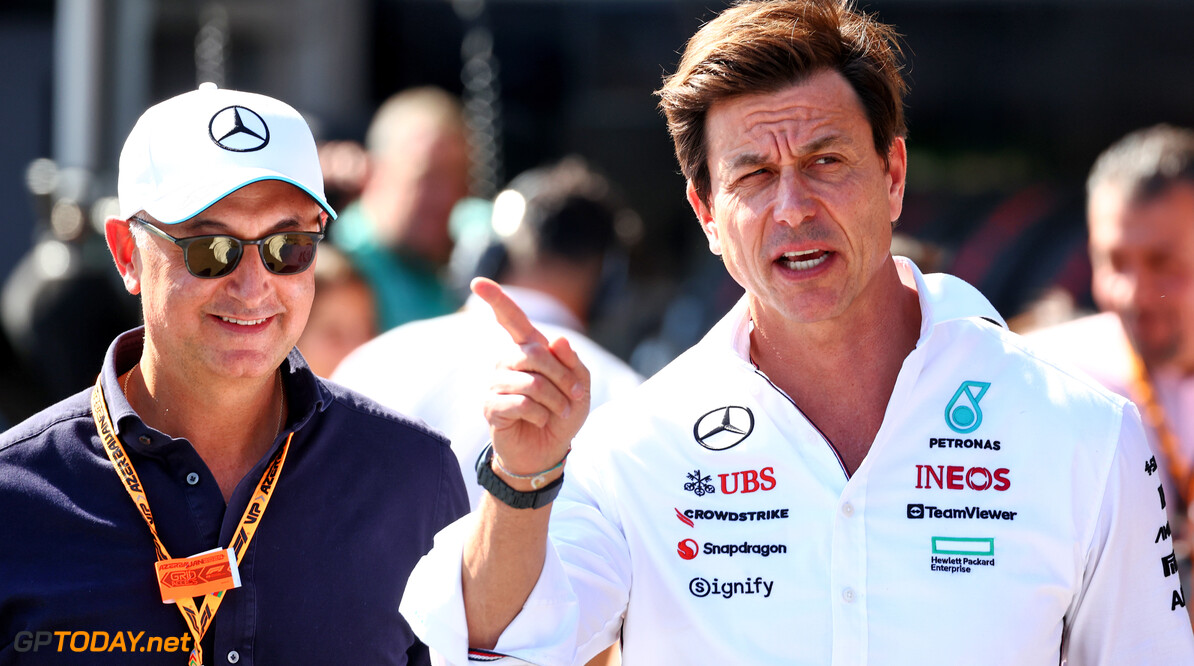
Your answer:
[693,406,754,451]
[209,106,270,152]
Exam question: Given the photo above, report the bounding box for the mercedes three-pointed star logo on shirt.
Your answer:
[693,406,755,451]
[208,105,270,152]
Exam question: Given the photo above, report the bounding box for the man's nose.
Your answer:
[774,169,816,228]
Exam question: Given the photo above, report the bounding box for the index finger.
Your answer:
[471,277,551,346]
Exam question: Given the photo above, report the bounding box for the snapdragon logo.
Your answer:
[945,381,990,434]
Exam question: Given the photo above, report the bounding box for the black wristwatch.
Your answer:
[475,444,564,510]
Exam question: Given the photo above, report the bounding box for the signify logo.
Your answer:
[945,381,990,434]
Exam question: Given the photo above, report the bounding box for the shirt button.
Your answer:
[139,435,152,446]
[227,650,240,663]
[841,502,854,517]
[186,472,200,485]
[842,587,856,603]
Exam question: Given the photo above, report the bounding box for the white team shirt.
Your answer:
[333,286,643,508]
[403,259,1194,665]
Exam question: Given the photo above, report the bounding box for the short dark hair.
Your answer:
[656,0,907,207]
[1087,124,1194,203]
[497,157,623,269]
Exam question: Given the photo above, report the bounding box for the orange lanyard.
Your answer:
[91,377,292,666]
[1126,347,1194,513]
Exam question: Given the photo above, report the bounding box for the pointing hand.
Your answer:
[472,277,591,487]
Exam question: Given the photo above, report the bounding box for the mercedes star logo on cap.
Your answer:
[209,105,270,152]
[693,406,754,451]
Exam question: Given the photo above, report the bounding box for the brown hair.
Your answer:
[1087,124,1194,203]
[656,0,907,206]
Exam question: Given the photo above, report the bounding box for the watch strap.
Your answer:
[475,444,564,510]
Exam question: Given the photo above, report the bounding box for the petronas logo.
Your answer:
[945,381,990,434]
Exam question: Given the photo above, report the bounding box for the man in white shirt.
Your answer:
[333,157,642,508]
[402,2,1194,663]
[1027,124,1194,622]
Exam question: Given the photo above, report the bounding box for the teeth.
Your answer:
[220,316,267,326]
[780,250,828,271]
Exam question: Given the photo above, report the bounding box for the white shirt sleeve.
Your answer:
[401,472,632,666]
[1061,403,1194,664]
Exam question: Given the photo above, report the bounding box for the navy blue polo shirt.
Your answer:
[0,328,468,665]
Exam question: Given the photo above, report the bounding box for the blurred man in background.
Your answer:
[334,156,642,508]
[331,86,470,331]
[297,244,377,377]
[1028,124,1194,621]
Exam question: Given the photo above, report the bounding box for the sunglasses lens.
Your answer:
[187,236,242,278]
[262,233,318,274]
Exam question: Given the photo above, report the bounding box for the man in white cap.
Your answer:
[0,84,467,665]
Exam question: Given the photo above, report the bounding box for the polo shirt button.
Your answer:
[227,650,240,663]
[139,435,152,446]
[841,502,854,517]
[842,587,856,603]
[186,472,200,485]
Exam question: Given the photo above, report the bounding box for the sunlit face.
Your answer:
[128,180,324,383]
[1089,181,1194,372]
[373,122,470,266]
[691,69,906,333]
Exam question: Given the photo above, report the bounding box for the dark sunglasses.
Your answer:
[131,217,324,279]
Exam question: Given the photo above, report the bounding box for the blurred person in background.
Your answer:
[1028,124,1194,622]
[330,86,470,331]
[0,84,466,664]
[1,163,141,419]
[297,244,377,377]
[334,156,642,508]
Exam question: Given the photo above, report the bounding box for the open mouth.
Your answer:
[778,249,830,271]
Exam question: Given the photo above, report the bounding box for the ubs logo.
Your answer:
[694,406,754,451]
[209,105,270,152]
[684,470,716,497]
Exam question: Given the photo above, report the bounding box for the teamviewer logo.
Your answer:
[907,503,925,519]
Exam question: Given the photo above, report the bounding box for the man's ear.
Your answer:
[104,218,141,295]
[886,136,908,224]
[686,181,722,256]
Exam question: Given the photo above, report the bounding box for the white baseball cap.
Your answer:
[117,82,336,224]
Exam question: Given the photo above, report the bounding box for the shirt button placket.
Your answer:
[831,491,868,665]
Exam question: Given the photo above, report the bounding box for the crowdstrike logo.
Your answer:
[209,106,270,152]
[693,406,754,451]
[945,381,990,434]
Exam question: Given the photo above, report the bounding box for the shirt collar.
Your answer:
[100,327,329,449]
[706,256,1007,364]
